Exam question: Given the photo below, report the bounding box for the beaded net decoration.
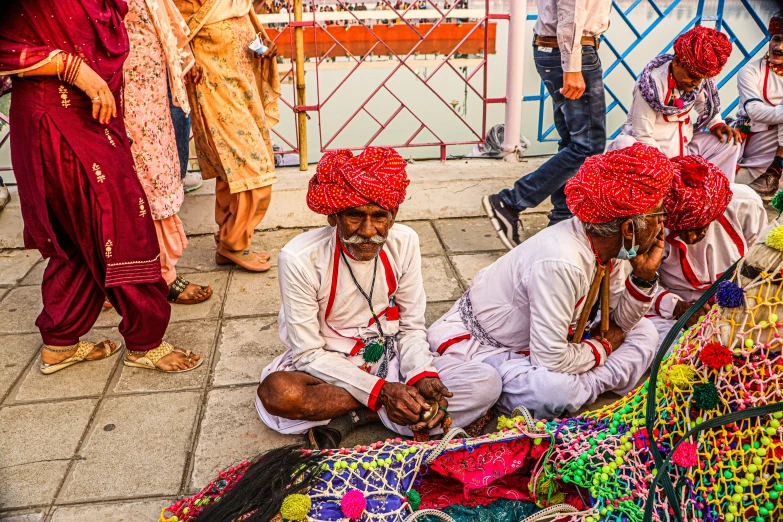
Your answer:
[160,232,783,522]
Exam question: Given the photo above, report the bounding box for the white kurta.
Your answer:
[426,218,658,418]
[647,184,767,339]
[609,61,741,180]
[737,57,783,181]
[256,225,501,435]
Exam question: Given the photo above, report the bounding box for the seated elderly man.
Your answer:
[647,155,767,339]
[735,14,783,194]
[256,147,501,448]
[609,26,742,180]
[427,144,671,419]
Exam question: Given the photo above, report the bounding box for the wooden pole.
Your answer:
[294,0,308,171]
[601,263,610,337]
[572,264,606,344]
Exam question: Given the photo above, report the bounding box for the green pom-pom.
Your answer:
[692,382,721,410]
[765,226,783,252]
[407,489,421,511]
[280,493,311,521]
[772,190,783,217]
[362,342,385,364]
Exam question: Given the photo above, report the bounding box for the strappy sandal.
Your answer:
[213,232,270,262]
[215,248,271,272]
[40,339,121,375]
[123,341,203,373]
[167,275,213,305]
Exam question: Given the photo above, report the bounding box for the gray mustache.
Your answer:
[342,234,386,245]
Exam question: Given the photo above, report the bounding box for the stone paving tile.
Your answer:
[213,317,286,387]
[433,218,506,253]
[13,327,120,403]
[111,320,217,394]
[0,286,43,334]
[18,260,45,287]
[175,235,232,275]
[0,334,40,402]
[425,301,455,328]
[0,399,96,509]
[0,511,45,522]
[399,221,444,256]
[450,252,503,287]
[59,391,201,503]
[249,228,306,267]
[421,256,462,302]
[519,213,550,242]
[0,251,40,287]
[223,268,281,318]
[49,498,174,521]
[189,386,296,492]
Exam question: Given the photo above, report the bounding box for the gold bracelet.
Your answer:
[68,57,82,84]
[56,53,62,81]
[63,54,73,83]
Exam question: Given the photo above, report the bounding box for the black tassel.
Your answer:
[197,445,323,522]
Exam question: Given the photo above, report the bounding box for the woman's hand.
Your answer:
[184,63,204,85]
[72,63,116,124]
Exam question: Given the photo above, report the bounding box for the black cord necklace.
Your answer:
[340,250,386,363]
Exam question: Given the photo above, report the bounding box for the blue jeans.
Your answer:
[168,84,191,179]
[500,45,606,225]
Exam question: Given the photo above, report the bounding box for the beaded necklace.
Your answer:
[765,53,783,77]
[339,250,386,364]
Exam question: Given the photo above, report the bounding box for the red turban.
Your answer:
[673,26,732,78]
[307,147,409,215]
[663,155,732,231]
[771,15,783,36]
[565,143,674,224]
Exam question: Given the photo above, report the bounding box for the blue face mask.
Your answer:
[616,221,638,260]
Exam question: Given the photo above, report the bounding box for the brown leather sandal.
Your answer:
[213,232,270,262]
[215,248,271,272]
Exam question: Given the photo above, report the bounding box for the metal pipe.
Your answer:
[294,0,308,170]
[503,0,526,162]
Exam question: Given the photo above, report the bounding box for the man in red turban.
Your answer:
[425,144,669,418]
[256,147,501,448]
[647,154,767,342]
[735,12,783,194]
[609,26,742,181]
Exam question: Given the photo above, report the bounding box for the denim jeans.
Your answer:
[168,83,191,179]
[499,45,606,225]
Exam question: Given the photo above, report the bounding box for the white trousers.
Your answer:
[255,351,502,436]
[609,132,741,182]
[739,125,783,182]
[483,318,658,419]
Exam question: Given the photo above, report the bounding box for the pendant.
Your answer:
[362,340,385,364]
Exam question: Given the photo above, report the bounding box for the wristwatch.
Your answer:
[630,273,658,289]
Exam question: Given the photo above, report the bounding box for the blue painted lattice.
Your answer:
[524,0,773,142]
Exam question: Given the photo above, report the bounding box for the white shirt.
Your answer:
[652,185,767,318]
[532,0,613,72]
[427,219,655,374]
[736,56,783,131]
[619,61,724,158]
[277,225,436,409]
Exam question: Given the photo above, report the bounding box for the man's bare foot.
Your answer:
[41,340,117,365]
[125,346,201,371]
[167,276,213,305]
[171,282,212,300]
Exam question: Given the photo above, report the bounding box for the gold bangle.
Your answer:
[56,53,62,81]
[69,58,82,84]
[63,54,73,83]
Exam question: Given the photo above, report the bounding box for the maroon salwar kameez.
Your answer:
[0,0,170,351]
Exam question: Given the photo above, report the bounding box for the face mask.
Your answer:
[616,221,638,260]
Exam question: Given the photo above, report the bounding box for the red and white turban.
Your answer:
[307,147,410,215]
[770,15,783,37]
[663,155,732,231]
[565,143,674,224]
[673,26,732,79]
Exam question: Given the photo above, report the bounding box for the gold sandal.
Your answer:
[40,340,121,375]
[122,341,203,373]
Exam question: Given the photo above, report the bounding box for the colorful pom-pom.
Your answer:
[765,225,783,252]
[341,489,366,519]
[692,382,721,410]
[671,441,699,467]
[715,281,745,308]
[280,493,311,521]
[406,489,421,511]
[362,342,385,364]
[666,364,699,388]
[699,342,733,370]
[772,190,783,216]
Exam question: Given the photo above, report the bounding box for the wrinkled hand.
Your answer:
[673,300,711,327]
[560,71,586,100]
[711,124,743,145]
[261,36,278,59]
[411,377,453,431]
[629,228,664,281]
[73,63,116,124]
[377,382,426,426]
[184,63,204,85]
[590,319,626,352]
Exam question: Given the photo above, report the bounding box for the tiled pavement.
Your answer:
[0,216,545,521]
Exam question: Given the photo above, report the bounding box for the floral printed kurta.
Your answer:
[124,0,185,221]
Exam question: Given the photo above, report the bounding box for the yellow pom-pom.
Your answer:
[765,226,783,252]
[280,493,312,521]
[666,364,699,389]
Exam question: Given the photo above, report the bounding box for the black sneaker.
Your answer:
[482,194,522,249]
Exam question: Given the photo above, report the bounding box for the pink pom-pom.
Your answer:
[671,441,699,468]
[674,98,685,109]
[341,489,367,519]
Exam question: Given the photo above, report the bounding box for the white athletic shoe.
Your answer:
[0,183,10,212]
[183,171,203,193]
